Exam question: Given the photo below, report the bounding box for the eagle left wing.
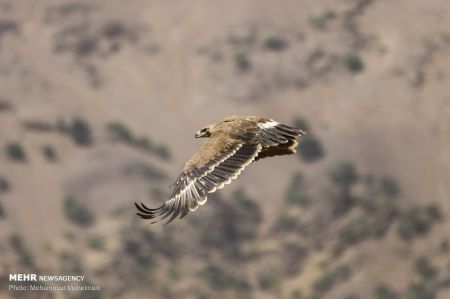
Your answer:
[135,133,261,224]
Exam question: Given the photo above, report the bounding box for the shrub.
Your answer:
[374,283,399,299]
[107,122,133,142]
[9,233,34,267]
[298,135,324,162]
[273,214,299,233]
[70,118,92,146]
[199,265,250,291]
[313,265,351,295]
[282,242,309,275]
[42,144,57,161]
[404,282,435,299]
[258,272,279,290]
[0,198,5,218]
[285,172,310,206]
[414,256,437,281]
[87,234,105,250]
[291,289,303,299]
[329,161,358,187]
[59,251,83,274]
[5,142,26,161]
[309,10,336,30]
[397,204,441,241]
[343,54,364,73]
[234,52,251,73]
[264,36,288,51]
[131,163,168,181]
[63,196,95,227]
[380,176,400,198]
[0,175,10,193]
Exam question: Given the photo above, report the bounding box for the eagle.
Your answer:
[135,116,306,224]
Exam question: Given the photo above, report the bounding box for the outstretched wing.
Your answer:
[135,134,261,224]
[255,119,306,161]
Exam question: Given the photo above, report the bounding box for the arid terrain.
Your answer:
[1,0,450,298]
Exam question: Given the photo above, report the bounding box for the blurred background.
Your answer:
[0,0,449,298]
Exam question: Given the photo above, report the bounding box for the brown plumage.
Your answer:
[135,116,306,224]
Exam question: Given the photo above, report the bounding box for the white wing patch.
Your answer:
[258,119,279,129]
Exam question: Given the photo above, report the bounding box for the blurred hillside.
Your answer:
[1,0,450,298]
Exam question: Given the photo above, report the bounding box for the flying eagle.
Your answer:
[135,116,306,223]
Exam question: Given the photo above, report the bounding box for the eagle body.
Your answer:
[135,116,305,223]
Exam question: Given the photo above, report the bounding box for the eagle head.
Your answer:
[195,126,212,138]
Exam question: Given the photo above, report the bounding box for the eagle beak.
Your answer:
[195,131,202,138]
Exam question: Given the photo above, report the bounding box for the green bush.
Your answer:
[414,256,437,281]
[380,176,400,198]
[397,204,441,241]
[375,283,399,299]
[273,214,299,233]
[329,161,358,187]
[199,265,250,291]
[282,242,309,275]
[59,251,83,274]
[70,118,92,146]
[5,142,26,161]
[258,272,279,290]
[63,196,95,227]
[313,265,351,295]
[0,198,5,218]
[234,52,251,73]
[285,172,310,206]
[42,144,57,161]
[107,122,133,142]
[131,163,168,182]
[264,36,288,51]
[404,282,435,299]
[9,233,34,267]
[309,10,336,30]
[343,54,364,73]
[298,135,324,162]
[0,175,10,193]
[87,234,105,250]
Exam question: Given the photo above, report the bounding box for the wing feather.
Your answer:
[135,135,261,224]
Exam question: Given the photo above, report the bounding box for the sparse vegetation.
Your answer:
[107,121,171,159]
[5,142,26,161]
[0,175,10,193]
[285,172,310,206]
[263,35,288,51]
[375,283,399,299]
[234,51,251,73]
[414,256,437,281]
[343,53,364,73]
[258,272,279,290]
[397,204,442,241]
[63,196,95,227]
[309,10,336,30]
[313,265,351,295]
[42,144,57,161]
[404,282,435,299]
[199,265,250,292]
[330,161,358,187]
[59,250,83,274]
[298,135,324,162]
[0,198,5,218]
[87,234,106,250]
[130,163,168,181]
[9,233,34,267]
[70,118,93,146]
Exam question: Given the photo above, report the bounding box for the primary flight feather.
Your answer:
[135,115,306,224]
